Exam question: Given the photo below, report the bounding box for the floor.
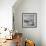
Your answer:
[0,33,23,46]
[0,39,16,46]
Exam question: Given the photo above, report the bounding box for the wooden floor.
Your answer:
[0,33,23,46]
[0,39,16,46]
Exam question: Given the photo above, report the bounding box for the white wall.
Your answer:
[41,0,46,46]
[0,0,16,30]
[13,0,41,46]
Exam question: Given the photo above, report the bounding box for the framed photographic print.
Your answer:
[22,13,37,28]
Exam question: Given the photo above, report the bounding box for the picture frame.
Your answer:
[22,13,37,28]
[13,13,15,31]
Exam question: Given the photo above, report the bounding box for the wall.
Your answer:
[41,0,46,46]
[13,0,41,46]
[0,0,16,30]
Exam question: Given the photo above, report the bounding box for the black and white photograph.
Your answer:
[22,13,37,28]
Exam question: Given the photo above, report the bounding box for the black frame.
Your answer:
[22,13,37,28]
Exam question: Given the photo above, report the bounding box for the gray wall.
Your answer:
[12,0,43,46]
